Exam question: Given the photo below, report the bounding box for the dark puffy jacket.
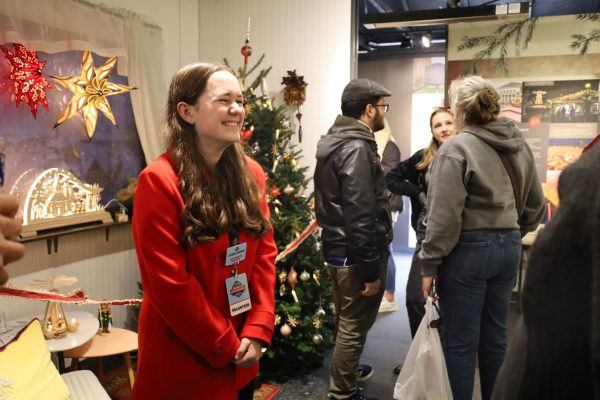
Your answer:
[314,115,392,283]
[386,149,426,231]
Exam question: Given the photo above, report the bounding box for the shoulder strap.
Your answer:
[496,152,523,217]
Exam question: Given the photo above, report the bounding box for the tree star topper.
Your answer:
[0,43,52,118]
[52,51,136,139]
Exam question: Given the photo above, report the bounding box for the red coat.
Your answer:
[131,153,277,400]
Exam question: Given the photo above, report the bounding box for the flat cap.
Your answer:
[341,78,391,103]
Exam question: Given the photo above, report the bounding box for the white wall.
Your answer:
[88,0,200,89]
[197,0,353,181]
[87,0,352,182]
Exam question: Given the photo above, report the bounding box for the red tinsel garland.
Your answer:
[0,221,320,303]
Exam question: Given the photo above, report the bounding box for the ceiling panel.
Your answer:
[358,0,600,59]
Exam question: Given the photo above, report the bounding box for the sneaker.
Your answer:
[357,364,374,382]
[393,363,402,374]
[378,297,398,313]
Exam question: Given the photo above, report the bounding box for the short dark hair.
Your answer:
[341,96,380,119]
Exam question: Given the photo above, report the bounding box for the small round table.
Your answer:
[64,328,138,389]
[2,311,99,372]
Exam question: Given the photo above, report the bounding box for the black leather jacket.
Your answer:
[314,115,392,283]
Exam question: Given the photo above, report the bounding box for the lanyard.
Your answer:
[228,227,240,277]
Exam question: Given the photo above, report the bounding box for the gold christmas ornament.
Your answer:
[316,307,326,317]
[278,272,287,283]
[280,323,292,337]
[313,318,322,329]
[287,316,299,327]
[312,270,321,286]
[274,315,281,325]
[287,266,299,303]
[52,51,136,139]
[283,185,294,195]
[278,271,287,297]
[312,333,323,345]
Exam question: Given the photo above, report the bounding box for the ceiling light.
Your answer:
[431,38,447,44]
[363,2,529,29]
[422,33,431,48]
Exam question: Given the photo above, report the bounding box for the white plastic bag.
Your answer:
[394,297,453,400]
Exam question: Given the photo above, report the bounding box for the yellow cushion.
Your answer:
[0,318,69,400]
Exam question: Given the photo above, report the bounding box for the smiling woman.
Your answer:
[130,62,277,400]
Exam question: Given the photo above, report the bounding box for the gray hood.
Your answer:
[315,115,375,161]
[462,119,525,153]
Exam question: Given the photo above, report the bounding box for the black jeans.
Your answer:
[405,209,428,337]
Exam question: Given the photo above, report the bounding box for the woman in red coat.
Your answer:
[131,62,277,400]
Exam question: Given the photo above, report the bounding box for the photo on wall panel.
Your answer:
[522,79,599,125]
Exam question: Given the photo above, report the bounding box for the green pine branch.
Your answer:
[457,17,538,75]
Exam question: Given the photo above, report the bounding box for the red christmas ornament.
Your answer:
[240,127,253,142]
[0,43,51,118]
[241,40,253,65]
[269,185,281,198]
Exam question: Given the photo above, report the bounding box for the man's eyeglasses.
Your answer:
[375,103,389,112]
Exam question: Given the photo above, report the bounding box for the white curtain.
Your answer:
[0,0,165,163]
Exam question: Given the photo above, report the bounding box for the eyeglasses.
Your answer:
[375,103,389,112]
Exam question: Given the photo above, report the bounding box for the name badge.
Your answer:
[225,273,251,316]
[225,243,247,266]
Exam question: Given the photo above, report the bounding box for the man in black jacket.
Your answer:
[314,78,393,400]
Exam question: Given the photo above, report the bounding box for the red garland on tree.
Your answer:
[0,43,51,118]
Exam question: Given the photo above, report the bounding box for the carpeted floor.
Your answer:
[100,365,131,400]
[99,364,282,400]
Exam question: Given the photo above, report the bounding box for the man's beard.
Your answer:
[373,112,385,132]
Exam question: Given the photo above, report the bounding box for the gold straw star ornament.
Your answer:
[52,51,136,139]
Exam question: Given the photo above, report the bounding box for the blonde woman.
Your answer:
[386,108,456,341]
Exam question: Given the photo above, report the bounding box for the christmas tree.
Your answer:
[224,33,335,379]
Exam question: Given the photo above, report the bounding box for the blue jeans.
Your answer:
[437,230,521,400]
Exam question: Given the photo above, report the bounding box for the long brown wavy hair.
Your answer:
[165,62,269,247]
[416,108,454,171]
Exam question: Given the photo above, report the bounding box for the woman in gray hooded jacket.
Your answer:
[419,76,545,400]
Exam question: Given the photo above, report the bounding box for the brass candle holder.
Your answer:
[42,300,79,339]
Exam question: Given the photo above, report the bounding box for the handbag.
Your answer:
[394,297,453,400]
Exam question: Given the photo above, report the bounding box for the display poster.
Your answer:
[520,79,599,212]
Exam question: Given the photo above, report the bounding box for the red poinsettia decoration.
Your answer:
[0,43,51,118]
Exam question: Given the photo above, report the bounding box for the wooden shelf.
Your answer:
[18,220,131,254]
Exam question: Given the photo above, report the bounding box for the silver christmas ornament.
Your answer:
[280,323,292,337]
[300,270,310,282]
